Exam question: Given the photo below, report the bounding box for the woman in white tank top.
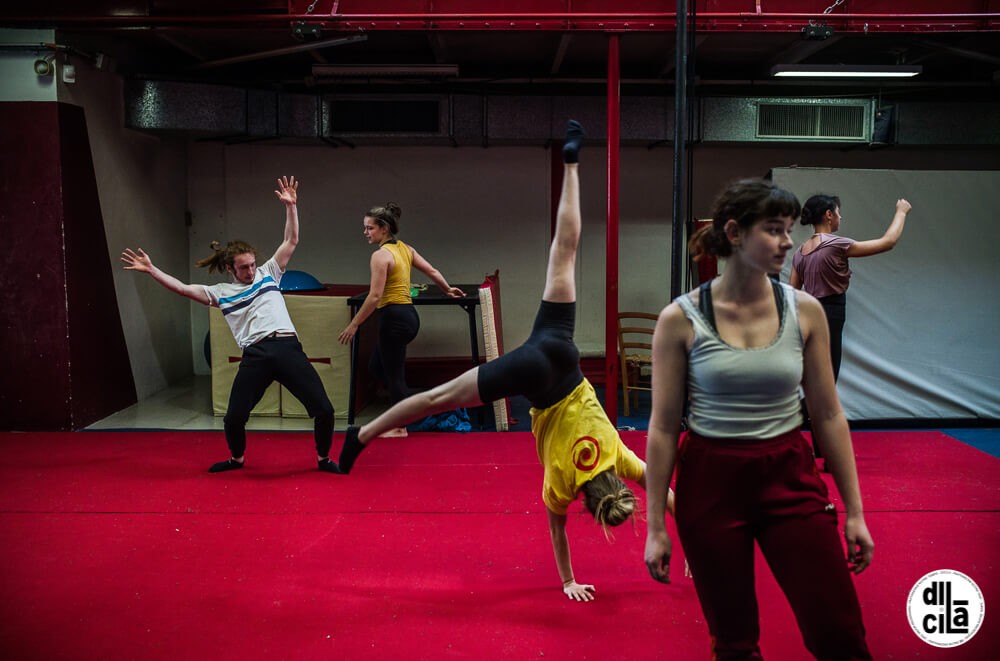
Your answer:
[645,178,875,660]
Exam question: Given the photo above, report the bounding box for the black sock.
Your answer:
[336,426,366,475]
[562,119,585,164]
[209,458,243,473]
[317,457,342,473]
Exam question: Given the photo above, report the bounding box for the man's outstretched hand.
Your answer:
[121,248,153,273]
[275,175,298,205]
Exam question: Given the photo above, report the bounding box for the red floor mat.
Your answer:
[0,430,997,659]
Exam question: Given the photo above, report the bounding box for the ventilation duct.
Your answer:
[701,97,874,143]
[756,101,869,141]
[122,82,993,146]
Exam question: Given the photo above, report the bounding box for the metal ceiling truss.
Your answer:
[4,1,998,33]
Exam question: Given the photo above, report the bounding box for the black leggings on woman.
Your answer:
[370,304,420,404]
[818,293,847,381]
[477,301,584,410]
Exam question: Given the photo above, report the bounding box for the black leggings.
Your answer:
[224,336,334,458]
[370,304,420,405]
[818,293,847,381]
[477,301,583,410]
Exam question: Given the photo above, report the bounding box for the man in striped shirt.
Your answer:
[122,176,337,474]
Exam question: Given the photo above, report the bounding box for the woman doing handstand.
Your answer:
[334,121,673,601]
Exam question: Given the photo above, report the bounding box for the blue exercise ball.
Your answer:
[280,270,325,292]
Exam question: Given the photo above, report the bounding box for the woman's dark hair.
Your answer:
[800,194,841,226]
[689,178,801,262]
[366,202,402,236]
[194,240,257,273]
[581,470,637,535]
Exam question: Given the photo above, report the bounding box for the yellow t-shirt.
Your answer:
[377,240,413,308]
[531,378,645,515]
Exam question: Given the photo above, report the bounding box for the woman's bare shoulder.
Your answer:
[793,288,822,312]
[657,300,693,336]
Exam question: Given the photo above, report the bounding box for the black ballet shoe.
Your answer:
[562,120,585,164]
[336,426,366,475]
[209,458,244,473]
[317,457,343,474]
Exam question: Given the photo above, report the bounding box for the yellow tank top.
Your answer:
[377,240,413,308]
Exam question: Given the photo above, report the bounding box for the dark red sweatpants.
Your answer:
[675,429,871,661]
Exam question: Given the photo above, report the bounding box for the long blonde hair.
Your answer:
[581,470,637,536]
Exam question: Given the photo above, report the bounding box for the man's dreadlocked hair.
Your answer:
[194,240,258,273]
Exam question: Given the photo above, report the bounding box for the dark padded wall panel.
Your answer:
[0,103,72,429]
[59,104,137,428]
[0,102,136,430]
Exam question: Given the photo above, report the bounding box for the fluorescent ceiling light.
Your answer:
[312,64,459,77]
[770,64,922,78]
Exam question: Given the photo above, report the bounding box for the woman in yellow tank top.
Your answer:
[337,203,464,437]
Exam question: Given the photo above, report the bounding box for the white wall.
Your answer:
[180,139,999,409]
[183,142,678,373]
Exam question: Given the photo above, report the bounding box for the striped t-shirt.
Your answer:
[203,258,296,349]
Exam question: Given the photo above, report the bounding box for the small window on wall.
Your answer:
[329,99,442,133]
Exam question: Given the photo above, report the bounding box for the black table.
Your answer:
[346,286,483,425]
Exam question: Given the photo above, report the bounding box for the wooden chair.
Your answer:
[617,311,658,417]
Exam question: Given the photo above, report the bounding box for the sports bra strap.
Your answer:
[771,278,784,318]
[698,280,715,330]
[697,279,784,333]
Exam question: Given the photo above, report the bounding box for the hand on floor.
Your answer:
[562,580,596,602]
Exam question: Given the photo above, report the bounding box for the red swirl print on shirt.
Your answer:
[571,436,601,471]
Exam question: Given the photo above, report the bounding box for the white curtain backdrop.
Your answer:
[772,167,1000,421]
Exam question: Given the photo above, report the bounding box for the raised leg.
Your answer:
[541,120,584,304]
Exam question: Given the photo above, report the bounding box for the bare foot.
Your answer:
[378,427,409,438]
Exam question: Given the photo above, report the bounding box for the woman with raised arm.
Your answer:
[122,176,338,474]
[645,178,874,659]
[334,121,674,601]
[791,194,911,380]
[337,202,465,437]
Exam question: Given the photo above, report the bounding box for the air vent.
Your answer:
[757,102,868,141]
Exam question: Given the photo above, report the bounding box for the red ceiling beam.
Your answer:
[2,11,998,32]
